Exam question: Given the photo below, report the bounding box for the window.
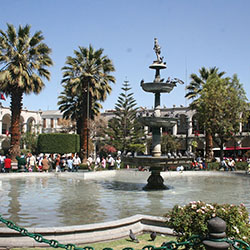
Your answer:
[43,119,46,128]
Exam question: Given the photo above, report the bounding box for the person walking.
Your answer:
[42,155,50,172]
[107,155,115,170]
[27,153,37,172]
[67,156,73,172]
[87,155,93,171]
[16,154,27,172]
[101,157,106,169]
[116,156,121,169]
[72,154,81,172]
[0,154,5,172]
[55,154,61,172]
[4,155,11,173]
[94,155,101,170]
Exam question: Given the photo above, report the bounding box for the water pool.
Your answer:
[0,171,249,227]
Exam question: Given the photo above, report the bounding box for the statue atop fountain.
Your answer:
[153,38,164,63]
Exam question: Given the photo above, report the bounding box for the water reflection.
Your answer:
[58,178,106,225]
[8,179,22,225]
[0,173,250,227]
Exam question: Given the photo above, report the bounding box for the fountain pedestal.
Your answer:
[143,168,167,190]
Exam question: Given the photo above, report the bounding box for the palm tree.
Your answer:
[61,45,115,160]
[0,24,53,160]
[185,67,225,99]
[185,67,225,160]
[58,86,103,135]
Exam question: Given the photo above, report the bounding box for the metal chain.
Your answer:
[0,215,91,250]
[1,214,250,250]
[160,235,203,250]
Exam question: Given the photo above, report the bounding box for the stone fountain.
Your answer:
[123,38,192,190]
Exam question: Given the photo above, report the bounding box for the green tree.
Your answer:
[186,67,225,161]
[0,24,53,160]
[194,74,248,160]
[60,45,115,160]
[58,85,102,135]
[106,80,144,153]
[21,132,38,154]
[161,133,180,155]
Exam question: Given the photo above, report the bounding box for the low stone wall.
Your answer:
[0,214,173,248]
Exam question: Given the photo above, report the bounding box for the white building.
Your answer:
[0,103,65,151]
[0,103,249,157]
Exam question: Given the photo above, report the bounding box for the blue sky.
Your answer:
[1,0,250,111]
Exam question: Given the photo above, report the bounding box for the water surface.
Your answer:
[0,172,249,227]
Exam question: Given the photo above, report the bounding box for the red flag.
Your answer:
[0,93,5,101]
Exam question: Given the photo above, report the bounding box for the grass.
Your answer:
[11,233,176,250]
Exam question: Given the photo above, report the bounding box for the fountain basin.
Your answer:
[141,82,176,93]
[122,155,193,168]
[149,62,167,70]
[137,116,178,127]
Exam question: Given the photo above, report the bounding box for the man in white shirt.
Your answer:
[72,154,81,172]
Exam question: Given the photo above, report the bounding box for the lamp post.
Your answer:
[185,116,190,152]
[86,81,90,159]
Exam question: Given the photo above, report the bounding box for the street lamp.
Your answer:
[86,81,90,159]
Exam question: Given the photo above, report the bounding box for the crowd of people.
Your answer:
[2,152,248,173]
[0,152,123,173]
[220,158,236,171]
[87,154,122,171]
[0,153,83,173]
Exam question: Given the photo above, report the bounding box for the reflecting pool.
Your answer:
[0,171,249,227]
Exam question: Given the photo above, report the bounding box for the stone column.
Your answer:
[187,116,192,137]
[152,127,161,157]
[173,123,177,136]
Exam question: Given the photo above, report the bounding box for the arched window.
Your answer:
[192,114,204,135]
[177,114,187,135]
[27,118,36,133]
[2,114,11,135]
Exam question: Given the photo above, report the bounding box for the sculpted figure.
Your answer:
[153,38,163,63]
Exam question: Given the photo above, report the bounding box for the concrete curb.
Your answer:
[0,214,173,248]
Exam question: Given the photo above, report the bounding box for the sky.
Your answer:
[1,0,250,112]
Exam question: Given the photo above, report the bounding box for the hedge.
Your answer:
[37,133,80,154]
[207,161,247,171]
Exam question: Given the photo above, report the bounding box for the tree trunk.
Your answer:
[219,140,224,161]
[80,83,88,162]
[205,131,213,161]
[9,90,23,161]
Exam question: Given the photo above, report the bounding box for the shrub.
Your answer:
[207,162,220,170]
[37,133,80,154]
[236,161,248,170]
[207,161,247,171]
[165,201,250,247]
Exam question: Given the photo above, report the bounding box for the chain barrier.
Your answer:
[1,214,250,250]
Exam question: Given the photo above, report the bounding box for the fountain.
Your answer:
[123,38,193,190]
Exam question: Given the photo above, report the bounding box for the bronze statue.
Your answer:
[153,38,163,63]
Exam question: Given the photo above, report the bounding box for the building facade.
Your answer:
[0,103,249,156]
